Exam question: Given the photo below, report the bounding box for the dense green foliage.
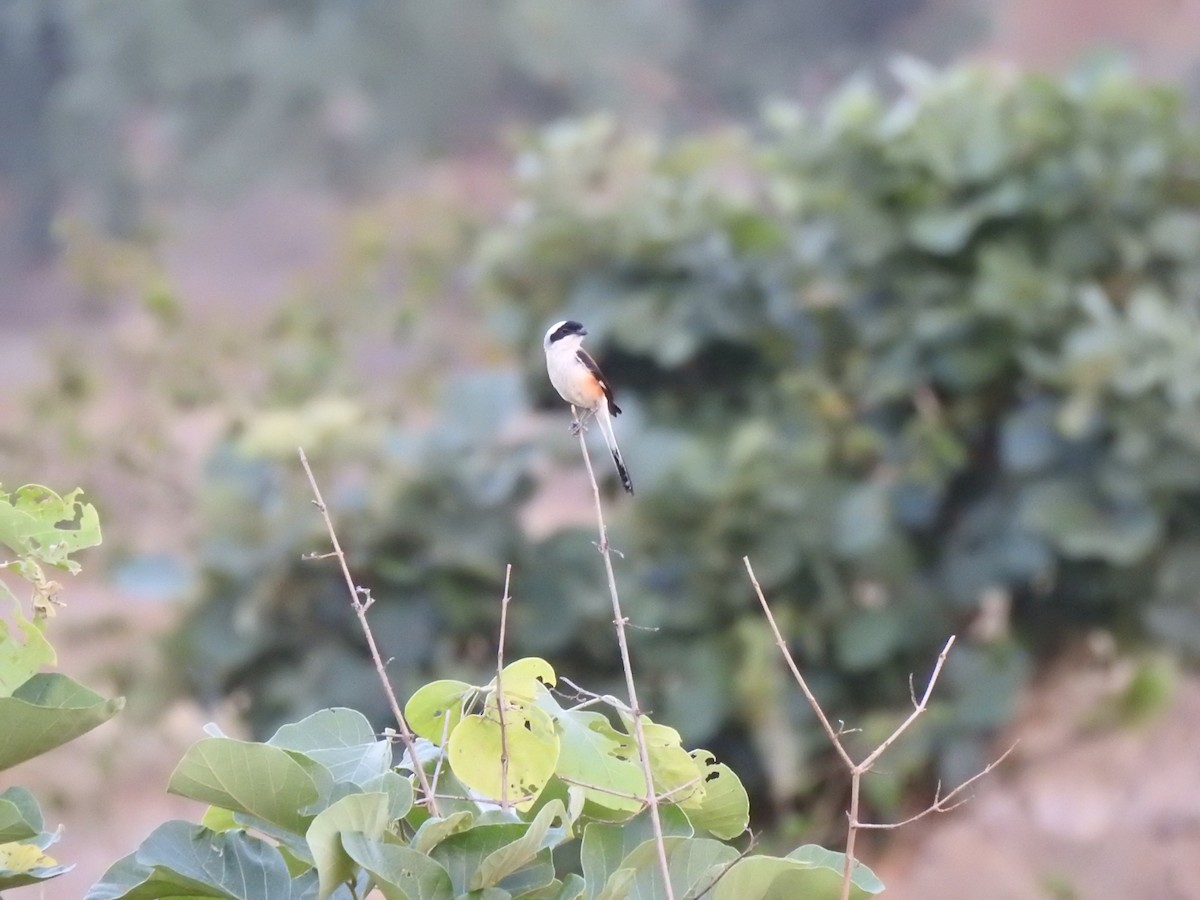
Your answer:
[0,485,121,891]
[86,669,881,899]
[177,62,1200,826]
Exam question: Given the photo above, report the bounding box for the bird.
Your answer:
[543,319,634,494]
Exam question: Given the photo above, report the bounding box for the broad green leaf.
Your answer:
[517,873,586,900]
[580,808,693,900]
[473,800,568,889]
[412,811,475,855]
[0,485,102,570]
[406,679,473,743]
[360,770,415,820]
[229,810,314,866]
[448,703,559,811]
[536,687,644,815]
[490,657,558,701]
[596,836,738,900]
[0,788,41,843]
[0,673,124,770]
[168,737,321,834]
[269,707,392,787]
[709,846,884,899]
[306,792,392,900]
[678,750,749,839]
[341,831,454,899]
[788,845,885,892]
[430,823,555,896]
[83,821,293,900]
[199,805,238,833]
[0,600,55,696]
[0,840,71,891]
[617,713,702,803]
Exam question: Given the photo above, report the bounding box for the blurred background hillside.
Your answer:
[4,2,1200,898]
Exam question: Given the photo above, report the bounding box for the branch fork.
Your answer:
[743,556,1014,900]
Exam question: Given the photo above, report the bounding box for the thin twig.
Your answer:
[684,831,758,900]
[842,769,864,900]
[558,676,634,714]
[744,557,854,769]
[859,636,955,772]
[428,704,454,803]
[298,448,440,817]
[856,742,1018,830]
[842,634,955,897]
[557,773,704,805]
[573,405,675,900]
[744,555,1008,900]
[495,564,513,809]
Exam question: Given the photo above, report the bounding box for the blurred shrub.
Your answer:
[177,63,1200,831]
[9,0,976,245]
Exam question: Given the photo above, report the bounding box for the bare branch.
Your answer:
[495,564,513,810]
[428,706,454,803]
[856,741,1018,830]
[574,405,675,900]
[558,676,634,714]
[858,635,955,772]
[744,556,1008,900]
[743,557,855,769]
[557,773,703,805]
[298,448,439,817]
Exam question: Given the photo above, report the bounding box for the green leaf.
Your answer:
[167,737,322,834]
[616,713,702,803]
[677,750,749,839]
[708,845,884,899]
[517,873,586,900]
[0,485,102,570]
[360,770,415,821]
[199,805,238,833]
[580,808,693,900]
[0,788,42,843]
[306,792,393,900]
[269,707,393,788]
[341,831,454,899]
[490,657,558,701]
[448,703,560,812]
[473,800,568,890]
[84,821,294,900]
[406,679,473,744]
[430,823,555,897]
[0,839,72,891]
[535,688,644,815]
[412,811,476,855]
[0,599,56,696]
[0,673,124,770]
[596,836,738,900]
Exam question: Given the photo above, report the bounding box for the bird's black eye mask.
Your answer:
[549,320,586,344]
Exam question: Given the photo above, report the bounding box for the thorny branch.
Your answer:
[495,564,513,809]
[743,556,1014,900]
[574,406,676,900]
[299,448,440,817]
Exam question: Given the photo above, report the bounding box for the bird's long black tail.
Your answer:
[597,407,634,495]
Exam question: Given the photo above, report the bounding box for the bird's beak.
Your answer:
[578,327,588,336]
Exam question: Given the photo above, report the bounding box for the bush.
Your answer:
[179,61,1200,825]
[0,485,121,892]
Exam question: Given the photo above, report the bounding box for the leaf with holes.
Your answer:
[448,702,559,812]
[678,749,749,839]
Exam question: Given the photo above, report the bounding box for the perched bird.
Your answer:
[543,319,634,494]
